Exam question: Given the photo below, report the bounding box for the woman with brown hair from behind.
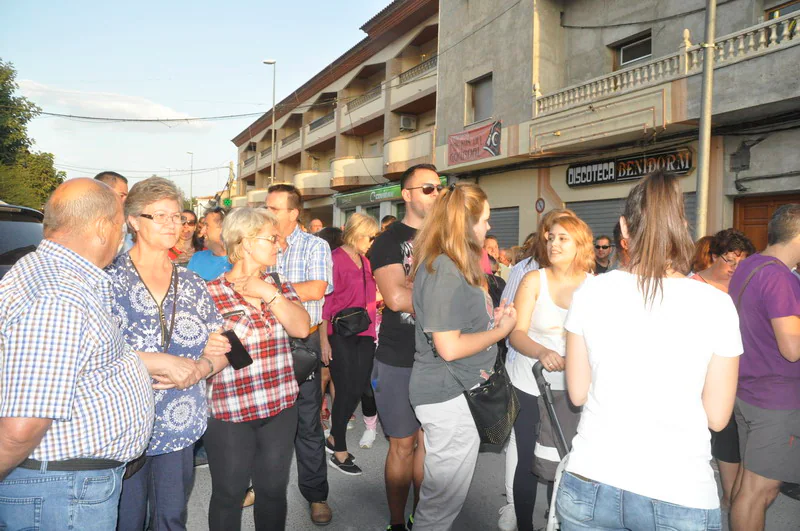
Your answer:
[558,170,742,530]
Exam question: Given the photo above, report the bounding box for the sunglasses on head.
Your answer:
[595,245,610,250]
[405,183,444,195]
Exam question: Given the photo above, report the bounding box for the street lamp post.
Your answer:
[186,151,194,211]
[263,60,277,185]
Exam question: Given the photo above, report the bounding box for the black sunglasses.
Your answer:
[595,245,610,250]
[405,183,444,195]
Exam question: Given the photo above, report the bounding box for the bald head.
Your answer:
[43,178,121,238]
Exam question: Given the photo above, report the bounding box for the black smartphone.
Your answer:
[221,330,253,370]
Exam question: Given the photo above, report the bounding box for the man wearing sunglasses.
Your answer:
[370,163,440,531]
[594,235,613,274]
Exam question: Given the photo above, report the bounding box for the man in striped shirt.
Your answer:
[0,179,154,531]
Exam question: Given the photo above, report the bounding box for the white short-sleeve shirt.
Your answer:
[564,271,742,509]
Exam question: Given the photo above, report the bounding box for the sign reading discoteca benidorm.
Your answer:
[566,148,693,188]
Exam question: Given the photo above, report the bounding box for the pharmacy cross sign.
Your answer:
[566,148,693,188]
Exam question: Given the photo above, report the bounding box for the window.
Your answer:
[365,206,380,220]
[344,209,356,223]
[617,35,652,68]
[394,202,406,220]
[466,74,493,124]
[767,0,800,19]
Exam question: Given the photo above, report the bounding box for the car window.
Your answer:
[0,220,43,265]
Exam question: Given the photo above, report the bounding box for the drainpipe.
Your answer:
[695,0,717,239]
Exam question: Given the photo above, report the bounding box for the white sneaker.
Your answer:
[498,503,517,531]
[359,428,377,449]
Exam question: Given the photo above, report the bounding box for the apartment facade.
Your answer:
[435,0,800,249]
[231,0,439,227]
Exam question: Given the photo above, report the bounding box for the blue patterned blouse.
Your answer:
[106,252,222,456]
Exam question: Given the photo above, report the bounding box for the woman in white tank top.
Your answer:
[505,216,595,531]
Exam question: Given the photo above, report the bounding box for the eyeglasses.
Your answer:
[719,254,743,267]
[595,245,611,250]
[249,235,278,244]
[404,183,444,195]
[139,212,182,225]
[181,219,197,227]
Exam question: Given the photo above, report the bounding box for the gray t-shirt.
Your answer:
[409,254,497,408]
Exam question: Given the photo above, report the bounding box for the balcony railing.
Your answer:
[309,111,335,132]
[399,56,438,84]
[244,156,255,167]
[260,147,271,158]
[347,86,382,113]
[535,11,800,116]
[280,130,301,147]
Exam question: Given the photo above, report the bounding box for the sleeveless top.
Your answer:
[507,269,582,396]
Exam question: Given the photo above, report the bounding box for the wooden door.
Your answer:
[734,194,800,251]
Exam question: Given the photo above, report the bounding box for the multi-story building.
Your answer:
[231,0,440,227]
[434,0,800,249]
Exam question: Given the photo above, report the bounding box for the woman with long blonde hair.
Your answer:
[408,182,517,530]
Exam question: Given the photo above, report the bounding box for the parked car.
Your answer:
[0,203,43,279]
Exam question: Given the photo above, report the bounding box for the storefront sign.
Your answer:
[566,148,693,188]
[335,176,448,209]
[447,121,502,166]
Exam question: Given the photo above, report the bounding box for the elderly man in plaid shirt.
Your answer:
[265,183,334,526]
[0,179,154,531]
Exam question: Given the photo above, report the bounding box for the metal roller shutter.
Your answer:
[489,207,520,248]
[567,193,697,241]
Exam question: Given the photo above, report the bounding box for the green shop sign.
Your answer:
[334,176,447,209]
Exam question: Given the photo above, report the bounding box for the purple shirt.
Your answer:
[729,254,800,410]
[322,247,377,338]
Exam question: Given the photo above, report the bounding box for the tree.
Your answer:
[0,58,40,166]
[0,59,64,209]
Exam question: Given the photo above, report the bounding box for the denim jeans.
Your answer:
[0,464,124,531]
[556,472,722,531]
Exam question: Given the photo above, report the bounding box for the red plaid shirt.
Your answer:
[206,272,300,422]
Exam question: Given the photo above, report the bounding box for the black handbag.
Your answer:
[331,256,372,337]
[268,273,319,383]
[429,333,519,445]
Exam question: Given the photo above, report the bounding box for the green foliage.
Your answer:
[0,58,40,166]
[0,59,64,209]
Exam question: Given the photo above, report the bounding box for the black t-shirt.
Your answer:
[595,262,609,274]
[370,221,417,367]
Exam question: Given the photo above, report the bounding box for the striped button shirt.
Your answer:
[501,257,540,364]
[0,240,154,462]
[266,225,333,326]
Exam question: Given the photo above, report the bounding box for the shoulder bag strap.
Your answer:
[360,255,368,303]
[425,331,470,392]
[735,259,782,310]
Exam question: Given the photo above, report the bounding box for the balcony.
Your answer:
[391,57,438,110]
[231,195,248,208]
[257,147,273,170]
[345,87,385,126]
[384,129,434,179]
[530,12,800,154]
[279,130,302,158]
[399,56,437,84]
[305,111,337,148]
[293,170,334,199]
[246,189,269,206]
[243,155,255,167]
[331,156,386,191]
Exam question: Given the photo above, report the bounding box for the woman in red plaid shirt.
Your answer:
[205,207,310,531]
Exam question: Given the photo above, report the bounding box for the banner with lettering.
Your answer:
[448,121,502,166]
[566,148,693,188]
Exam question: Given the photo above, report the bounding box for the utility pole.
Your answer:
[186,151,194,211]
[264,60,277,186]
[695,0,717,239]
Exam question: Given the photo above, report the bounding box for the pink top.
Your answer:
[322,246,378,338]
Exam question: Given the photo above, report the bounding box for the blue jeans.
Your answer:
[556,472,722,530]
[0,464,124,531]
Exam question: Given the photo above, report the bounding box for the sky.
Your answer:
[1,0,390,198]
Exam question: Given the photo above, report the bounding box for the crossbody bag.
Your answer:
[331,255,372,337]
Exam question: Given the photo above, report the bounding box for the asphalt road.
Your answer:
[186,408,800,530]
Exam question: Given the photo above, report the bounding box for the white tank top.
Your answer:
[507,269,574,396]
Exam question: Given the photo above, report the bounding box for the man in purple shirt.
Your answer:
[729,204,800,531]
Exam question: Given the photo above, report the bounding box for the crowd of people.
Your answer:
[0,164,798,531]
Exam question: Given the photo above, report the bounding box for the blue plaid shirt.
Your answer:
[501,257,540,364]
[0,240,154,462]
[266,225,333,326]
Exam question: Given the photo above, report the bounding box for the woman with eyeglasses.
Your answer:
[556,171,742,530]
[204,207,311,531]
[107,177,231,530]
[690,228,755,510]
[170,209,203,265]
[320,213,380,475]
